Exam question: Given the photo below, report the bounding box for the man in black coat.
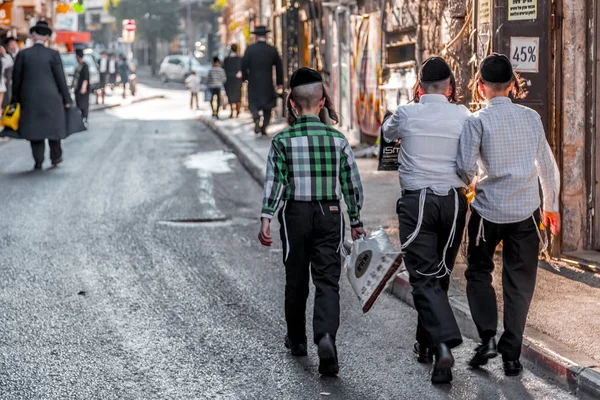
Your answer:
[241,26,283,135]
[12,21,72,170]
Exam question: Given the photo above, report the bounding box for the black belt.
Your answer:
[401,188,467,197]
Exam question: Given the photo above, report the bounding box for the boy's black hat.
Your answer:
[289,67,322,89]
[420,57,452,83]
[480,53,514,83]
[75,49,84,58]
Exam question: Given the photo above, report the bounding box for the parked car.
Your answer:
[61,53,101,91]
[159,55,210,83]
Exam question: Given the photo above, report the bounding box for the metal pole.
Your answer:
[258,0,263,25]
[187,1,192,55]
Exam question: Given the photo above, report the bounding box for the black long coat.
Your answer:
[12,43,72,141]
[241,41,283,111]
[223,53,243,103]
[74,62,90,112]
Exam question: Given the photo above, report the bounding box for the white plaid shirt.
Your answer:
[457,97,560,224]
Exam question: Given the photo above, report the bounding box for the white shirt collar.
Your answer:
[419,94,449,104]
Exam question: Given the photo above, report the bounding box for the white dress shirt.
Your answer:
[382,94,471,194]
[99,57,108,73]
[457,96,560,224]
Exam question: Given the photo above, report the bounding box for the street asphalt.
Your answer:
[0,87,577,399]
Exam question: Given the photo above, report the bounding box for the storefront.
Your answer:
[54,31,91,53]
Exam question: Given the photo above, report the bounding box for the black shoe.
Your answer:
[503,359,523,376]
[469,337,498,368]
[33,163,42,170]
[51,157,63,166]
[413,342,433,364]
[431,343,454,384]
[284,336,307,357]
[254,123,261,134]
[317,334,339,376]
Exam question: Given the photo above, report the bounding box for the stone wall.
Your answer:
[561,0,587,251]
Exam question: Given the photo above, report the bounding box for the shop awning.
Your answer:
[54,31,91,44]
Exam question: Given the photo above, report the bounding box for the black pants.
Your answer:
[75,93,90,120]
[250,106,272,130]
[30,140,62,165]
[398,189,468,349]
[279,200,343,345]
[210,88,221,115]
[466,210,540,361]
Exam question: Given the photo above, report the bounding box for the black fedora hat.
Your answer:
[30,20,53,36]
[251,26,270,36]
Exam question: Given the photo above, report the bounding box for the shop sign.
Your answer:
[510,37,539,73]
[55,12,78,32]
[508,0,537,21]
[479,0,490,24]
[0,2,12,27]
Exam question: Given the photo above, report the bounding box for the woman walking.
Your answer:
[223,44,243,118]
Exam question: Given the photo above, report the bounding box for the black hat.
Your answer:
[420,56,453,83]
[30,20,53,36]
[75,49,84,58]
[480,53,514,83]
[289,67,323,89]
[251,26,270,36]
[230,43,238,52]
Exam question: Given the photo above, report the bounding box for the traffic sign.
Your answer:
[122,19,136,32]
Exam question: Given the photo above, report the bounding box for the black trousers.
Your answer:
[30,140,62,165]
[210,88,221,115]
[398,189,468,349]
[250,106,272,129]
[279,200,343,345]
[466,209,540,361]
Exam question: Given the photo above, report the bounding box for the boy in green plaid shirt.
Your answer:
[258,68,365,376]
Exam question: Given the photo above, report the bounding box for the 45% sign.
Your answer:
[510,37,539,73]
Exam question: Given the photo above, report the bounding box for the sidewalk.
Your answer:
[201,109,600,399]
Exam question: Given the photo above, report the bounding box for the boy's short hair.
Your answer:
[291,82,324,111]
[213,57,221,64]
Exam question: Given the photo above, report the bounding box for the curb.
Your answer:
[199,115,600,398]
[199,116,267,184]
[90,94,166,113]
[391,273,600,399]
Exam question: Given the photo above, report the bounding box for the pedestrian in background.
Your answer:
[223,43,243,118]
[74,49,90,124]
[2,37,18,109]
[108,53,117,90]
[118,55,130,99]
[99,51,108,91]
[185,71,201,110]
[258,68,365,377]
[207,57,227,119]
[457,53,561,377]
[382,57,471,384]
[12,20,72,170]
[242,26,283,135]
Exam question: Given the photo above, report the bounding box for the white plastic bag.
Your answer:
[344,227,403,313]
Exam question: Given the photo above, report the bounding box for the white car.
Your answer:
[61,53,101,91]
[159,55,210,83]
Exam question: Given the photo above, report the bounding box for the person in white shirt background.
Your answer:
[382,56,471,385]
[99,51,108,91]
[108,53,117,90]
[0,40,15,108]
[185,71,201,110]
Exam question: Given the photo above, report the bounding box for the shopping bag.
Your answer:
[345,227,403,313]
[1,103,20,131]
[65,107,86,137]
[378,111,401,171]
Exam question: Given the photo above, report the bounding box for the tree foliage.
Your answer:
[109,0,180,42]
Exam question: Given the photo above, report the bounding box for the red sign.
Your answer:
[54,31,92,44]
[122,19,136,32]
[0,2,12,27]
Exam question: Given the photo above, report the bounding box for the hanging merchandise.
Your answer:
[73,0,86,14]
[56,2,71,14]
